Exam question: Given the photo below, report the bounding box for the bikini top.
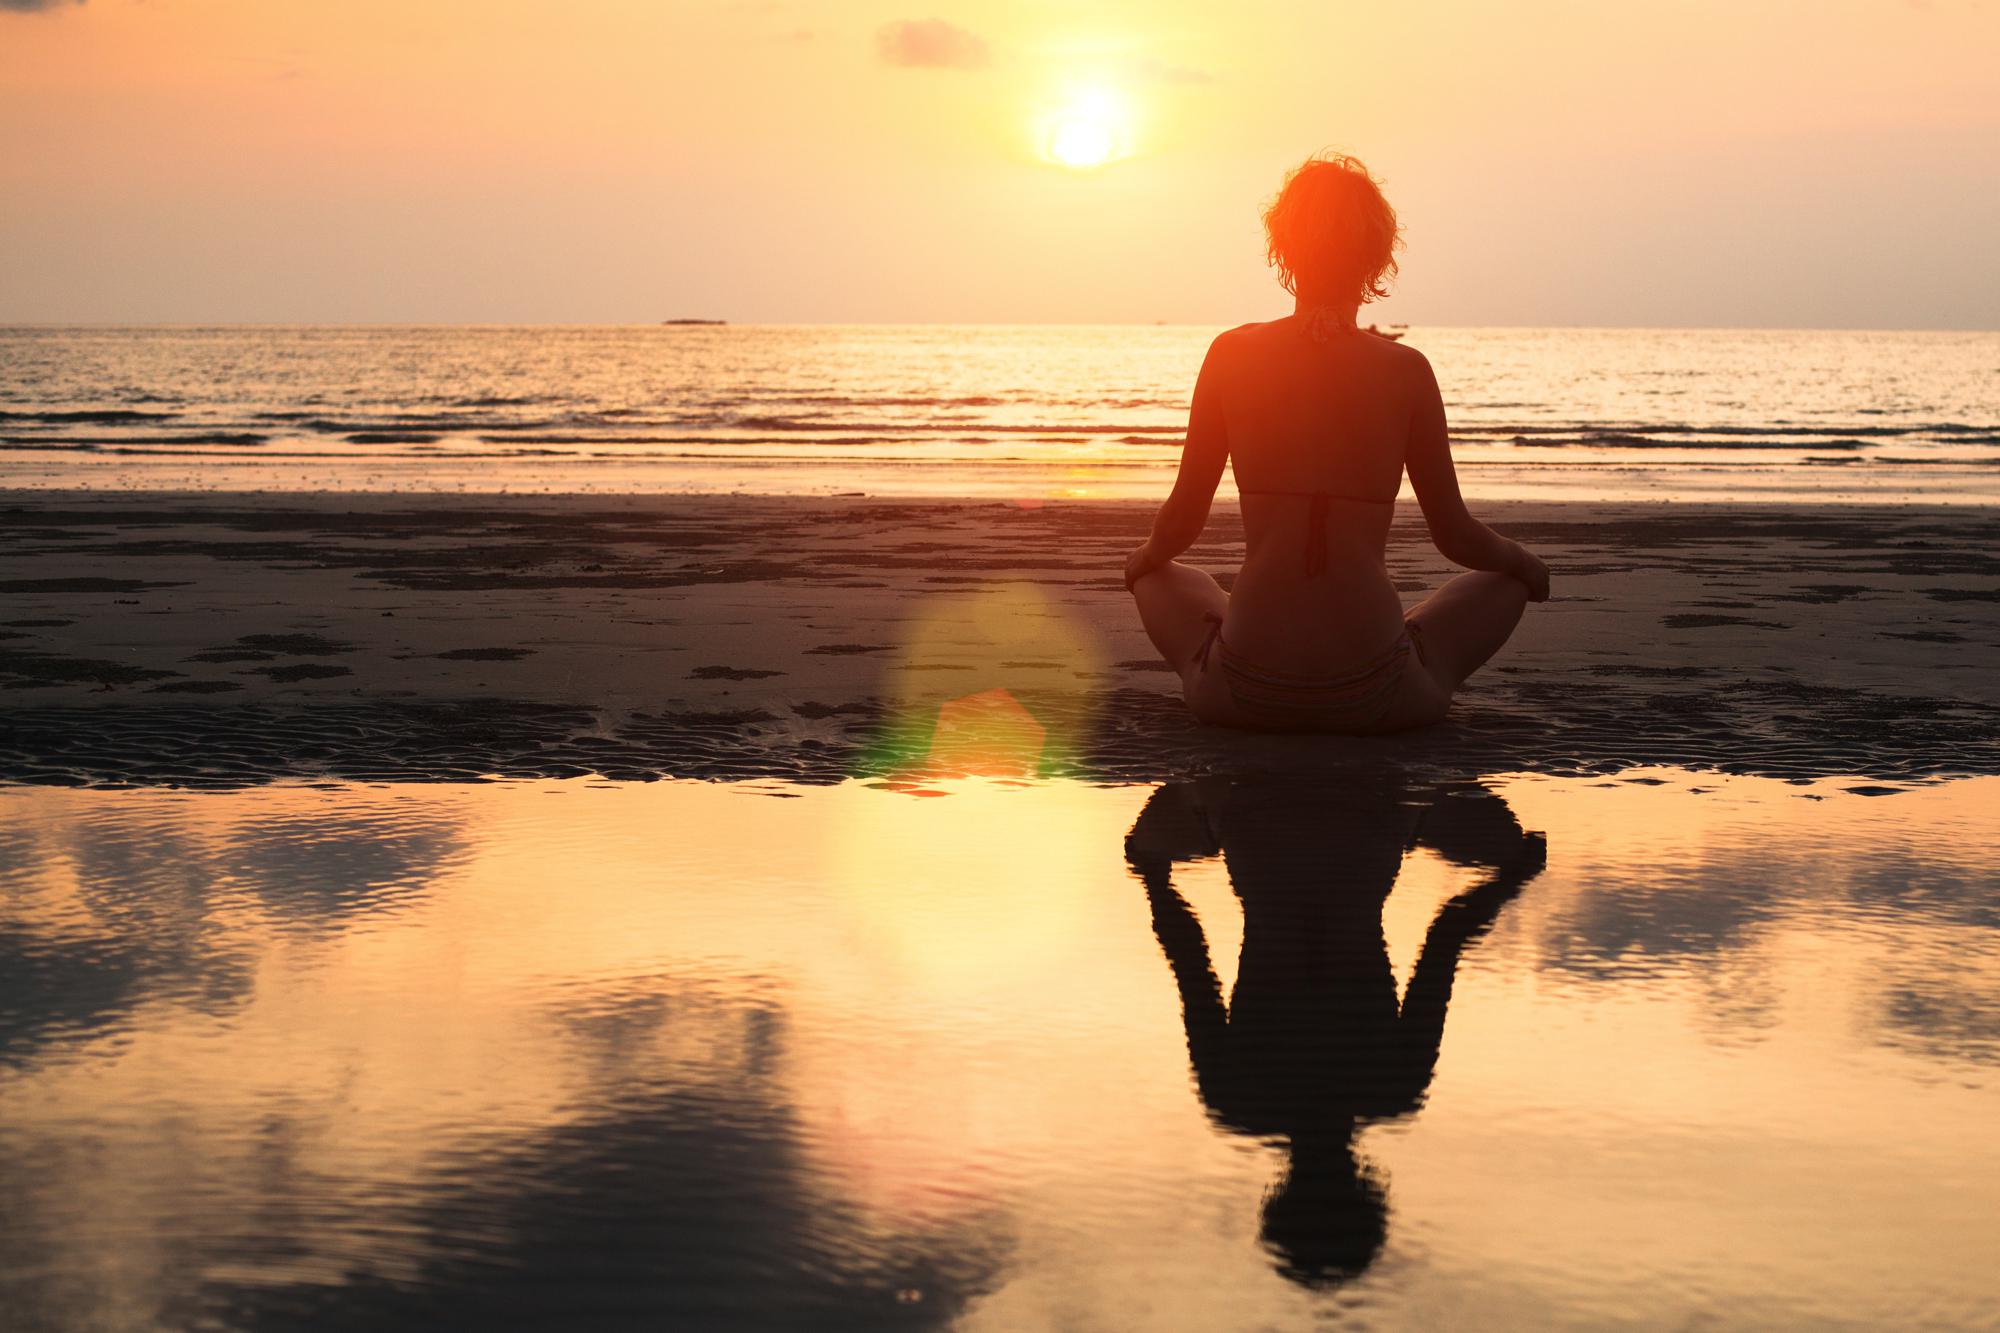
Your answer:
[1240,311,1395,574]
[1236,487,1395,576]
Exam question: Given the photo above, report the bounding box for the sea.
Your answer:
[2,324,1996,501]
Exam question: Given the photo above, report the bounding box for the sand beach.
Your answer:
[3,491,1995,788]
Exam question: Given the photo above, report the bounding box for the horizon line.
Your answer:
[3,321,1997,335]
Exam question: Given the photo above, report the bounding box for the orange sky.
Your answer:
[2,0,1996,325]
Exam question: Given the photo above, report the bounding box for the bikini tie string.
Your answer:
[1305,492,1329,577]
[1301,305,1356,344]
[1193,613,1223,670]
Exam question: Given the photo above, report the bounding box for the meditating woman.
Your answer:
[1124,153,1550,733]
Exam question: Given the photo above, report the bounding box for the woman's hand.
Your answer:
[1124,542,1164,593]
[1510,544,1551,602]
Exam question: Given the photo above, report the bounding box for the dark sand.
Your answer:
[1,492,1995,787]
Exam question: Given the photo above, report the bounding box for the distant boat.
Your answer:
[661,318,726,326]
[1364,324,1406,341]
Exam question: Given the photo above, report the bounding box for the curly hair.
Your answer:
[1262,153,1402,305]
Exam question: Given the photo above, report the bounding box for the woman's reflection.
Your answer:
[1124,777,1545,1288]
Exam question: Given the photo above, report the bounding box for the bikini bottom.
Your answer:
[1195,616,1427,732]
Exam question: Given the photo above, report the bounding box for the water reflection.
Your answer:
[0,774,1995,1330]
[0,802,463,1070]
[1126,779,1545,1287]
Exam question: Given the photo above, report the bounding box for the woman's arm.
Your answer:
[1403,352,1550,601]
[1388,837,1542,1106]
[1123,782,1224,873]
[1125,335,1231,591]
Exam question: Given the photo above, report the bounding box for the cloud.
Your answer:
[0,0,83,12]
[1131,57,1214,86]
[875,18,991,70]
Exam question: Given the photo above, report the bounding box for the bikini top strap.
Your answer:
[1236,487,1373,578]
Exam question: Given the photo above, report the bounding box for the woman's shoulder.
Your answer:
[1206,321,1433,397]
[1213,318,1427,361]
[1221,317,1287,339]
[1345,331,1434,387]
[1203,320,1287,369]
[1386,338,1438,388]
[1196,322,1270,379]
[1209,320,1272,349]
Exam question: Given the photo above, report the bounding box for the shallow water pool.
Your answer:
[1,769,1995,1330]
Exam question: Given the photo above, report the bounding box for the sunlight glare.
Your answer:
[1042,87,1128,170]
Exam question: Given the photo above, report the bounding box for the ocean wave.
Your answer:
[723,415,1179,434]
[1501,434,1867,450]
[702,393,1014,409]
[15,413,1995,454]
[438,394,551,408]
[1469,421,1998,440]
[1,432,268,447]
[1870,454,2000,466]
[252,415,564,434]
[202,412,1995,444]
[0,409,182,424]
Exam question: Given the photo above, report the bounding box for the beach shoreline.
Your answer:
[3,489,1995,788]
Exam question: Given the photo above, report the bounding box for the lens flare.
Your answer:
[929,688,1049,776]
[860,582,1105,781]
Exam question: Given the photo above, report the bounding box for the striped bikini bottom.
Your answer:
[1196,617,1426,732]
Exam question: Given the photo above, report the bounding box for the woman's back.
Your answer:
[1122,150,1546,735]
[1218,318,1422,674]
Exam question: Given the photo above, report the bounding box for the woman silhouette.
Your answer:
[1123,777,1546,1286]
[1125,154,1550,733]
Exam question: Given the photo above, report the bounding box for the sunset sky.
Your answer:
[3,0,1996,327]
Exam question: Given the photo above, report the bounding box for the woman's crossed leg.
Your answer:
[1130,563,1530,733]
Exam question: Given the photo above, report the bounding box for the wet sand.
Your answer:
[1,491,1996,786]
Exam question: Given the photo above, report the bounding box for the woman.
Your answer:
[1125,153,1550,733]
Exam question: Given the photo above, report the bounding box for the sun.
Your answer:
[1049,113,1115,170]
[1041,88,1129,170]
